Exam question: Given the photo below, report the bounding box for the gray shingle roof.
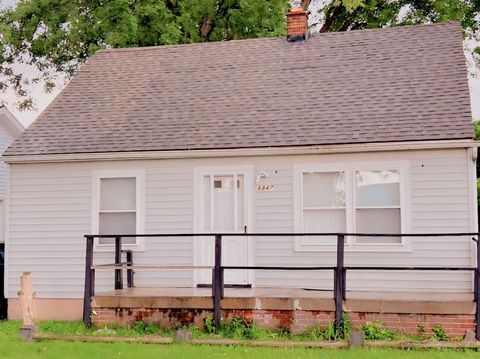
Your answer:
[5,21,473,156]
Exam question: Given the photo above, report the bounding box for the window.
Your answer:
[354,170,401,244]
[301,172,346,245]
[93,170,144,248]
[294,163,407,251]
[203,174,245,232]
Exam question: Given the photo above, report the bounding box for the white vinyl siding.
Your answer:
[6,148,475,299]
[254,150,472,291]
[0,124,18,200]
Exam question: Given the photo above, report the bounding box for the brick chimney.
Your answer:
[287,0,308,42]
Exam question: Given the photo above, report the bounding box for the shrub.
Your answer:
[132,321,161,335]
[431,324,448,341]
[204,315,215,334]
[339,312,352,339]
[362,320,395,340]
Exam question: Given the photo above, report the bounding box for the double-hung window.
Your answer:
[93,170,145,248]
[354,170,401,244]
[301,172,346,245]
[294,163,407,251]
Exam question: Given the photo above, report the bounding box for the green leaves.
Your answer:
[0,0,289,109]
[342,0,365,13]
[319,0,477,32]
[0,0,478,111]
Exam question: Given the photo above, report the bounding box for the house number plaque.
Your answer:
[256,184,274,191]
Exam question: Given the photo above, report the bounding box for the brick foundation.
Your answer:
[92,308,474,337]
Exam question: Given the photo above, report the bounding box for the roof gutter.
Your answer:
[3,139,478,164]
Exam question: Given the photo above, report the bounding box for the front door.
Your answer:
[195,168,252,286]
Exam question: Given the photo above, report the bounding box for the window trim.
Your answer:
[193,165,255,287]
[293,162,410,252]
[92,169,146,251]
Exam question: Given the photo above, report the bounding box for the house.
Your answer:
[2,5,478,335]
[0,106,25,319]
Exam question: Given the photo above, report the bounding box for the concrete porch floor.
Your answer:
[92,287,475,315]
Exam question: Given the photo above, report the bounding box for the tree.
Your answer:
[0,0,289,110]
[313,0,475,33]
[0,0,479,110]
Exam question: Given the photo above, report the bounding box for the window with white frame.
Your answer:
[354,170,401,244]
[295,164,406,250]
[301,172,346,245]
[94,172,144,246]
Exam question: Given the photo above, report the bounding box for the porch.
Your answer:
[92,286,474,313]
[83,233,480,338]
[91,286,476,337]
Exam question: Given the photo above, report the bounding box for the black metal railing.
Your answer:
[82,232,480,339]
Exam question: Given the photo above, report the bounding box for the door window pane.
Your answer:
[203,176,211,231]
[237,175,245,232]
[213,176,235,231]
[100,178,136,210]
[303,172,345,208]
[355,170,399,207]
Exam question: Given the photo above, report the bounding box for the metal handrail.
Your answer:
[82,232,480,340]
[85,232,480,237]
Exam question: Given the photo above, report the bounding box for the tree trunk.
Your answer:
[301,0,311,9]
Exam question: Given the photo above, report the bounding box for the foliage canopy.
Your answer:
[0,0,479,110]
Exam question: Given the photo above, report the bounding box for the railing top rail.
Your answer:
[84,232,480,239]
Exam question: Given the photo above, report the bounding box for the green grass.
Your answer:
[33,317,440,342]
[9,318,458,342]
[0,321,479,359]
[36,320,173,337]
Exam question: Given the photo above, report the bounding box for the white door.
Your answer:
[195,168,252,286]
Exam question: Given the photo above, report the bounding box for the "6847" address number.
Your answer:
[256,184,274,192]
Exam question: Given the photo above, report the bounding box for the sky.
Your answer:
[0,0,479,127]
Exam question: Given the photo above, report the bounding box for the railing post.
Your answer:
[334,234,345,335]
[126,251,134,288]
[82,236,94,327]
[114,237,123,290]
[91,269,95,297]
[476,237,480,340]
[213,234,223,328]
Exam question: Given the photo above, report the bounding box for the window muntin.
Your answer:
[301,172,346,245]
[354,170,401,244]
[98,177,137,245]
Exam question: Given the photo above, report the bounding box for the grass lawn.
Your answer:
[0,321,478,359]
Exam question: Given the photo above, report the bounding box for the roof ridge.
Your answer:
[95,21,460,55]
